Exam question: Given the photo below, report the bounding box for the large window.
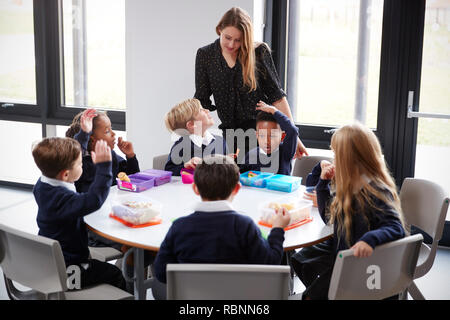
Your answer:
[414,1,450,218]
[62,0,126,110]
[0,0,125,187]
[288,0,384,129]
[0,0,36,105]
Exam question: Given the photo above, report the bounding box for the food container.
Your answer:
[116,173,155,192]
[110,193,162,228]
[139,169,172,186]
[239,171,274,188]
[265,174,302,193]
[259,197,313,230]
[180,168,194,184]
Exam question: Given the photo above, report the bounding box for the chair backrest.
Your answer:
[0,223,68,295]
[400,178,449,241]
[292,155,333,185]
[153,153,169,170]
[166,264,290,300]
[328,234,423,300]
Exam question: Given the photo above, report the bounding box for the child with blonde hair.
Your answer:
[164,98,229,175]
[291,123,406,300]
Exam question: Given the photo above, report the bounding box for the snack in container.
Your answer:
[259,197,313,230]
[117,172,130,182]
[110,194,162,228]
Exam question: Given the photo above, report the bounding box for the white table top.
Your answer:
[84,177,333,251]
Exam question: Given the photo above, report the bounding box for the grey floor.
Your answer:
[0,185,449,300]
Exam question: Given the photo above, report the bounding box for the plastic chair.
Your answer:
[0,223,133,300]
[88,246,123,263]
[328,234,423,300]
[153,153,169,170]
[166,264,290,300]
[399,178,449,300]
[291,155,333,185]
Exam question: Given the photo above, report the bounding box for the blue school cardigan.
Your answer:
[241,111,298,175]
[164,134,228,176]
[34,162,112,266]
[153,201,285,283]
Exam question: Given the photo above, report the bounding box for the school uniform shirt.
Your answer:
[194,39,286,130]
[240,111,298,175]
[153,200,285,283]
[164,131,228,176]
[73,130,140,193]
[33,161,112,266]
[315,177,405,254]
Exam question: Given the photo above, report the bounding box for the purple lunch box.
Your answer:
[139,169,173,186]
[116,174,155,192]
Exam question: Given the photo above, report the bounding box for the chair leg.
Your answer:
[399,289,408,300]
[3,275,46,300]
[408,281,425,300]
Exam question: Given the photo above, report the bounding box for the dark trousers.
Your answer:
[70,259,127,291]
[290,239,335,300]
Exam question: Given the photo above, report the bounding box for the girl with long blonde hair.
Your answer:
[194,7,307,163]
[291,123,406,299]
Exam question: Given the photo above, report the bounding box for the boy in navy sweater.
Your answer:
[32,137,126,291]
[154,155,291,284]
[240,101,299,175]
[164,98,231,175]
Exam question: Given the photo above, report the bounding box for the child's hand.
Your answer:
[272,207,291,229]
[227,148,240,159]
[91,140,111,164]
[117,137,135,158]
[351,241,373,258]
[320,161,335,180]
[304,191,317,207]
[256,101,277,114]
[80,108,97,133]
[185,157,202,170]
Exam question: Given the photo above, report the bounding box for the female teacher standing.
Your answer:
[194,7,308,161]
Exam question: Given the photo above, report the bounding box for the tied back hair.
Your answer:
[327,123,406,247]
[65,109,108,152]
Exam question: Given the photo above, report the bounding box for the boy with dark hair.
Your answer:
[32,137,127,291]
[153,154,291,284]
[240,101,299,175]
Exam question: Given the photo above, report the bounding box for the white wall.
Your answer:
[125,0,263,170]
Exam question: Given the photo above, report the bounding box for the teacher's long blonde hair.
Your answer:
[328,123,406,246]
[216,7,257,92]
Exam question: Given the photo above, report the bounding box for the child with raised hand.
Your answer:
[154,155,291,286]
[240,100,299,175]
[32,137,127,291]
[66,109,144,263]
[66,108,140,193]
[290,122,406,300]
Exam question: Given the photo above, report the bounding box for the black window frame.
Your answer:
[0,0,125,188]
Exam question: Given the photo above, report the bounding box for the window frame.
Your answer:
[0,0,125,188]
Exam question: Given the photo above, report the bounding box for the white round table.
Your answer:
[84,177,333,251]
[84,177,333,300]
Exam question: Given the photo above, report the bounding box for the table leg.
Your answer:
[133,248,146,299]
[283,250,295,295]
